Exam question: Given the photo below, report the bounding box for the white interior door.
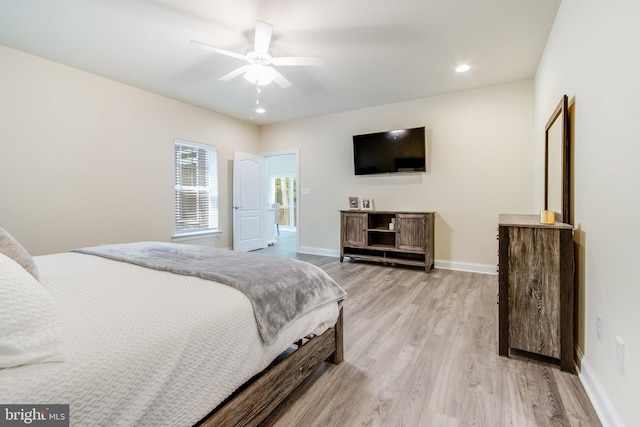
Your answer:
[233,151,266,251]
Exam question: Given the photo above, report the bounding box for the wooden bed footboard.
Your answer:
[197,307,344,427]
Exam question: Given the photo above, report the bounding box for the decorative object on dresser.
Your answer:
[360,197,373,210]
[497,214,575,373]
[348,196,359,209]
[340,210,434,271]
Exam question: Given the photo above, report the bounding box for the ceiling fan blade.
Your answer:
[219,65,250,81]
[272,69,292,88]
[254,21,273,54]
[188,40,247,61]
[272,56,325,66]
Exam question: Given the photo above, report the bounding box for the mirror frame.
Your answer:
[544,94,570,224]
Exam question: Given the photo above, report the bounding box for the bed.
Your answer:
[0,229,346,427]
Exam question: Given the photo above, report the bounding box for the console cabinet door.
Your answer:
[396,213,427,251]
[341,212,367,247]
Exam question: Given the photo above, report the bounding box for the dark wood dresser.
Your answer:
[498,214,575,372]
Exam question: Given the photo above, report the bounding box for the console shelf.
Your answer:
[340,210,434,271]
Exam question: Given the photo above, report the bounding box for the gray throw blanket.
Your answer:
[72,242,346,345]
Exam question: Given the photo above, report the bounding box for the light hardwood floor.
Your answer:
[255,245,601,426]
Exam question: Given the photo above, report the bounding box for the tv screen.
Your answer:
[353,127,426,175]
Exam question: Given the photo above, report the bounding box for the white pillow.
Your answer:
[0,252,65,368]
[0,227,40,281]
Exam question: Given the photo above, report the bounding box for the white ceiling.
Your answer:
[0,0,560,125]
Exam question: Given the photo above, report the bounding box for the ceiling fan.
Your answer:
[189,21,324,88]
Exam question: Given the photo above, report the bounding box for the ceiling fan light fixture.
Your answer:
[243,65,277,86]
[191,21,321,90]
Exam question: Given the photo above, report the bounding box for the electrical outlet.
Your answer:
[596,315,603,341]
[615,336,625,374]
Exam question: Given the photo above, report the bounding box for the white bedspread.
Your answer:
[0,253,339,426]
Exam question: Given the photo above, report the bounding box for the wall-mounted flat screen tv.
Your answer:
[353,126,426,175]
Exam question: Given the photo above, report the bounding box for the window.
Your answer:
[271,175,297,229]
[174,141,218,236]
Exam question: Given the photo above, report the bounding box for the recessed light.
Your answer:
[455,64,471,73]
[256,107,266,114]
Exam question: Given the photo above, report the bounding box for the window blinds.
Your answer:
[174,142,218,234]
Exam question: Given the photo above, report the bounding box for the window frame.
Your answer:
[173,140,220,239]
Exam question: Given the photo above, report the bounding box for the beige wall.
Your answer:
[0,45,259,255]
[260,80,535,270]
[535,1,640,425]
[0,44,536,270]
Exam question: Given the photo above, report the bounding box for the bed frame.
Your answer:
[197,307,344,427]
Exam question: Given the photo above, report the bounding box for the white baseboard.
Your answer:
[297,248,497,275]
[578,352,625,427]
[297,246,340,257]
[434,259,497,275]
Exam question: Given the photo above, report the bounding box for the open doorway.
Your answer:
[265,153,298,256]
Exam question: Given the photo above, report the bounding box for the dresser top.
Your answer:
[340,210,435,214]
[499,214,573,229]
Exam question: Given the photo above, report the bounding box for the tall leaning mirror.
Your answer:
[544,95,570,224]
